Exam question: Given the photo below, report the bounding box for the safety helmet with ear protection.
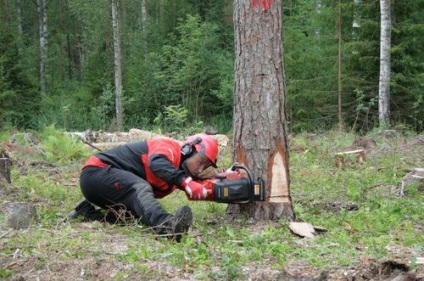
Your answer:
[182,133,218,167]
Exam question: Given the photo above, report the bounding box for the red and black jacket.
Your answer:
[83,138,186,198]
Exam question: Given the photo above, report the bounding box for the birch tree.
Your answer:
[112,0,123,131]
[16,0,24,55]
[378,0,391,128]
[337,0,343,131]
[230,0,294,220]
[36,0,48,96]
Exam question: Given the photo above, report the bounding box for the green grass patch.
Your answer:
[1,127,423,279]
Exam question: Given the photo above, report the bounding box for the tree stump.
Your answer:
[0,157,11,184]
[335,149,365,168]
[400,168,424,196]
[5,202,37,229]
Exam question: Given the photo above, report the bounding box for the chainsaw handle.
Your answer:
[230,163,254,189]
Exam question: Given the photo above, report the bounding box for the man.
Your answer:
[69,133,219,241]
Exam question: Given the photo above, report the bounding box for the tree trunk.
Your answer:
[0,158,11,184]
[16,0,24,55]
[337,0,343,131]
[112,0,124,131]
[229,0,294,221]
[140,0,147,37]
[36,0,48,96]
[378,0,391,128]
[224,0,233,25]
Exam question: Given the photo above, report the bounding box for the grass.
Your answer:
[0,128,423,280]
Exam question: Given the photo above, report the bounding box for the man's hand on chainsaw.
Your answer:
[182,177,208,199]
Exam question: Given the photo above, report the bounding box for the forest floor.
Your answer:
[0,129,423,280]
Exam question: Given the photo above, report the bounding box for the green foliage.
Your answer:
[284,0,340,132]
[0,20,40,129]
[89,84,116,130]
[38,125,90,163]
[155,105,188,132]
[1,0,424,134]
[0,268,13,278]
[153,14,233,123]
[390,0,424,132]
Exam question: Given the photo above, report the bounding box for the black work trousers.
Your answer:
[79,166,172,227]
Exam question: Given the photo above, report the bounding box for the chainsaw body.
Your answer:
[195,164,266,204]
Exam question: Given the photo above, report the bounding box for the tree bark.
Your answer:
[230,0,294,221]
[378,0,391,128]
[0,158,11,184]
[16,0,24,55]
[112,0,124,131]
[337,0,343,131]
[36,0,48,96]
[140,0,147,37]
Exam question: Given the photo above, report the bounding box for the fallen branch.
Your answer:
[0,229,13,239]
[79,138,103,152]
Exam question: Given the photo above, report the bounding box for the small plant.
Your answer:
[0,268,13,278]
[154,105,189,133]
[38,125,90,163]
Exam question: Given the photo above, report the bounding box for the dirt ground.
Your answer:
[1,220,422,281]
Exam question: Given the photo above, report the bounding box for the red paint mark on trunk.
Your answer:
[251,0,272,11]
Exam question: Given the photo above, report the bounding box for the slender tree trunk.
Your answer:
[140,0,148,52]
[16,0,24,55]
[378,0,391,128]
[36,0,48,96]
[224,0,233,25]
[66,34,73,80]
[72,14,82,82]
[337,0,343,131]
[158,0,163,24]
[140,0,147,36]
[112,0,123,131]
[229,0,294,221]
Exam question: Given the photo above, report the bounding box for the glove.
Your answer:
[182,177,208,199]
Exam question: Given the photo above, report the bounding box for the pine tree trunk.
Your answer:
[229,0,294,221]
[112,0,123,131]
[379,0,391,128]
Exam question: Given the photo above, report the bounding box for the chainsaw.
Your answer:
[193,163,266,204]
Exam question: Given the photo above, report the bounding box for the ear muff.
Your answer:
[181,137,202,157]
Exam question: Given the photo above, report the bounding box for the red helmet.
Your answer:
[184,133,218,167]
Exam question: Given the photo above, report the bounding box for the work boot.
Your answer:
[67,199,117,223]
[155,205,193,242]
[172,205,193,237]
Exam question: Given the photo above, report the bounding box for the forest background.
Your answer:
[1,0,424,135]
[1,1,424,279]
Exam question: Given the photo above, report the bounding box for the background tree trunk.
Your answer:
[112,0,124,131]
[229,0,294,221]
[378,0,391,128]
[140,0,148,37]
[16,0,23,55]
[337,0,343,131]
[36,0,48,96]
